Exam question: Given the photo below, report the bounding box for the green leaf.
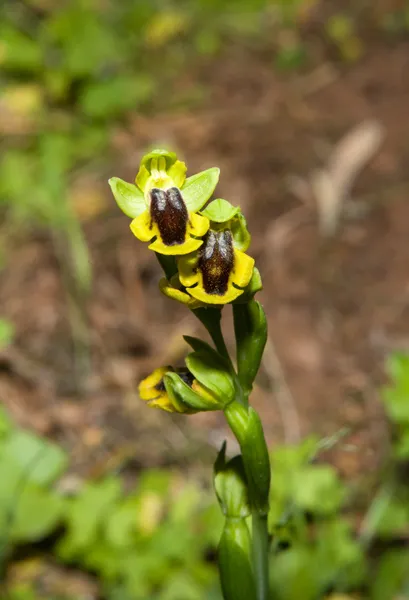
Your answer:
[233,300,267,396]
[241,408,271,513]
[214,451,250,519]
[105,501,137,548]
[374,497,409,537]
[201,199,239,223]
[0,319,14,350]
[185,350,235,403]
[109,177,146,218]
[181,168,220,212]
[218,520,256,600]
[0,405,13,439]
[158,574,204,600]
[0,26,43,72]
[292,465,344,515]
[372,550,409,600]
[80,75,154,119]
[2,430,68,486]
[183,335,218,355]
[10,486,64,542]
[59,477,121,556]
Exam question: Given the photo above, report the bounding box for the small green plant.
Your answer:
[110,148,270,600]
[110,150,409,600]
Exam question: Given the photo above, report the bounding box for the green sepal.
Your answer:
[233,300,267,396]
[233,268,263,304]
[214,445,251,519]
[181,167,220,212]
[185,350,235,404]
[108,177,146,218]
[231,212,251,251]
[183,335,218,355]
[201,198,239,223]
[218,519,256,600]
[140,148,177,170]
[163,372,220,412]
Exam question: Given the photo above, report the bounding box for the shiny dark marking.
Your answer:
[154,370,194,392]
[150,187,188,246]
[198,230,234,296]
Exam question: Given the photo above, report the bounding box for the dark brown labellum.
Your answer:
[150,187,188,246]
[198,230,234,296]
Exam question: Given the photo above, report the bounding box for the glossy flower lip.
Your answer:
[130,187,210,256]
[139,366,190,413]
[178,229,254,304]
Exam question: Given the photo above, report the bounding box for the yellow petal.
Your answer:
[188,212,209,237]
[232,249,255,288]
[186,274,243,305]
[139,367,171,401]
[159,278,203,309]
[167,160,187,188]
[178,253,199,288]
[130,211,156,242]
[148,236,203,256]
[148,395,177,412]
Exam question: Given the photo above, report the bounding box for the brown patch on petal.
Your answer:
[154,378,166,392]
[150,187,188,246]
[198,230,234,295]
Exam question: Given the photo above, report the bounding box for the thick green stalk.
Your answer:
[252,513,269,600]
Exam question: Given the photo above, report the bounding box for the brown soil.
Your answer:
[2,39,409,489]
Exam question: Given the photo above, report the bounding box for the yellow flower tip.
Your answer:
[138,366,172,401]
[232,249,255,289]
[130,212,156,242]
[148,236,203,256]
[189,212,209,237]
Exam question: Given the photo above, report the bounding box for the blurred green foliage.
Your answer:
[2,352,409,599]
[2,2,409,598]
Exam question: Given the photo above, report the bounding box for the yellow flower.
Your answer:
[138,366,218,413]
[138,367,190,413]
[178,229,254,304]
[130,186,210,256]
[109,149,220,256]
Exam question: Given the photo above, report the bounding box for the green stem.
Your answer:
[252,513,269,600]
[192,308,234,368]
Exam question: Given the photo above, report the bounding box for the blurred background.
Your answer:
[1,0,409,598]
